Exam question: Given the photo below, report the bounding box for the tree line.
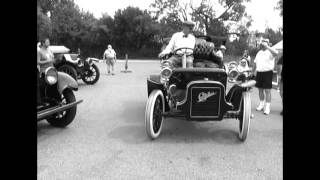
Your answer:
[37,0,282,59]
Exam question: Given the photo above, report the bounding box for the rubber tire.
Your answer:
[46,89,77,127]
[81,63,100,85]
[58,64,77,81]
[145,90,165,139]
[238,91,251,141]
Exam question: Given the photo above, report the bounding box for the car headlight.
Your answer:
[160,67,172,81]
[86,58,93,65]
[228,69,239,81]
[45,67,58,85]
[77,59,84,66]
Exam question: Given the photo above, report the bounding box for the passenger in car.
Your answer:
[216,45,226,60]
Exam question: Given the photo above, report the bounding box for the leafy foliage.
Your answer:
[37,0,281,59]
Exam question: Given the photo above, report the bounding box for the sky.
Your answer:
[73,0,282,32]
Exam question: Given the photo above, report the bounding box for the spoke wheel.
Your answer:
[46,89,77,127]
[58,64,77,80]
[81,64,100,85]
[238,91,251,141]
[145,90,165,139]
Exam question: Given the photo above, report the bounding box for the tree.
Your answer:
[276,0,283,17]
[37,6,52,40]
[112,7,161,57]
[151,0,251,36]
[50,0,84,49]
[264,28,282,46]
[37,0,60,14]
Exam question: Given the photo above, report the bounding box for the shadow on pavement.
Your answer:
[118,100,146,124]
[159,119,241,145]
[37,121,69,142]
[108,117,242,145]
[109,98,242,145]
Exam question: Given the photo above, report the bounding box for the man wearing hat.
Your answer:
[216,45,226,60]
[253,38,279,115]
[158,20,196,68]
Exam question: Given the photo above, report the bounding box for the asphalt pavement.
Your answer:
[37,61,283,180]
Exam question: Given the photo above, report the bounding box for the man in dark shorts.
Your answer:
[277,56,283,115]
[253,39,279,115]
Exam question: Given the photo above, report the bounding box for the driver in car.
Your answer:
[158,21,196,68]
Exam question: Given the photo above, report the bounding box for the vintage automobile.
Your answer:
[50,46,100,85]
[145,38,256,141]
[37,66,83,127]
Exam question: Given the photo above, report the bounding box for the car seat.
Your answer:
[193,39,223,68]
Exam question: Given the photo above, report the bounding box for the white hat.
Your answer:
[182,21,195,27]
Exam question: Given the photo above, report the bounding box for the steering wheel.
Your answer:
[172,47,194,57]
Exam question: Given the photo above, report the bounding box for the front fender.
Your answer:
[147,75,170,111]
[57,72,78,94]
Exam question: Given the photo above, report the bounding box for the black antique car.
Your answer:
[37,66,83,127]
[145,37,256,141]
[50,46,100,85]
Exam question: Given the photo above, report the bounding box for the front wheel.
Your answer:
[81,64,100,84]
[46,89,77,127]
[238,91,251,141]
[145,90,165,139]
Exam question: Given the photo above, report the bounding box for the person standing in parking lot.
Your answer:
[253,38,279,115]
[37,38,54,75]
[103,44,117,75]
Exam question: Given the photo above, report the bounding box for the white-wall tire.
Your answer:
[238,91,251,141]
[145,90,165,139]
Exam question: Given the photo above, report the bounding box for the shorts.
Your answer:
[106,58,115,65]
[255,70,273,89]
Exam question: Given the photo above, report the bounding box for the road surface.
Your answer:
[37,61,283,180]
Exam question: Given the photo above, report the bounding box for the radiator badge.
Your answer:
[197,91,217,103]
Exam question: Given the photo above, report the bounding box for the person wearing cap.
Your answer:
[158,20,196,68]
[253,38,279,115]
[237,58,250,76]
[216,45,226,60]
[103,44,117,75]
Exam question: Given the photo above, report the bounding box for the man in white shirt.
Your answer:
[158,21,196,68]
[253,39,278,115]
[103,44,117,75]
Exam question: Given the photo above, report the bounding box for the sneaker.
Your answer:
[256,103,264,111]
[264,106,270,115]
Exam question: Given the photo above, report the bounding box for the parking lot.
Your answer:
[37,61,283,180]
